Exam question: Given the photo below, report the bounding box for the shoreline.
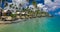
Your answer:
[0,9,53,24]
[0,16,52,24]
[0,19,26,24]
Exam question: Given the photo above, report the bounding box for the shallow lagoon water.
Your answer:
[0,17,60,32]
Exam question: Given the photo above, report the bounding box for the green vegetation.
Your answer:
[32,0,37,8]
[11,14,16,18]
[0,7,52,21]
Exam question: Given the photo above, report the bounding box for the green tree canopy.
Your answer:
[32,0,37,8]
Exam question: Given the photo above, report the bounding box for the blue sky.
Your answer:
[1,0,60,16]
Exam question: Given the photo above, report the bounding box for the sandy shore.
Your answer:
[0,19,25,24]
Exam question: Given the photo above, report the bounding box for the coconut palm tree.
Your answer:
[32,0,37,8]
[4,2,8,7]
[9,4,13,8]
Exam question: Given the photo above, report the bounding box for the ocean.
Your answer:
[0,17,60,32]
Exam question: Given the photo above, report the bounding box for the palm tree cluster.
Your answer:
[1,0,47,13]
[0,0,51,21]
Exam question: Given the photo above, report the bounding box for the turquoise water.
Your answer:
[0,17,60,32]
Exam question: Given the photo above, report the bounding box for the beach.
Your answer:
[0,17,60,32]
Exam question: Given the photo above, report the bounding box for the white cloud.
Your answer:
[44,0,60,11]
[12,0,28,7]
[12,0,27,4]
[44,0,53,5]
[55,12,60,15]
[43,7,48,12]
[29,5,35,9]
[52,6,57,9]
[58,12,60,15]
[37,3,45,8]
[11,0,60,12]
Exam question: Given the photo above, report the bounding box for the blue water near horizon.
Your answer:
[0,17,60,32]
